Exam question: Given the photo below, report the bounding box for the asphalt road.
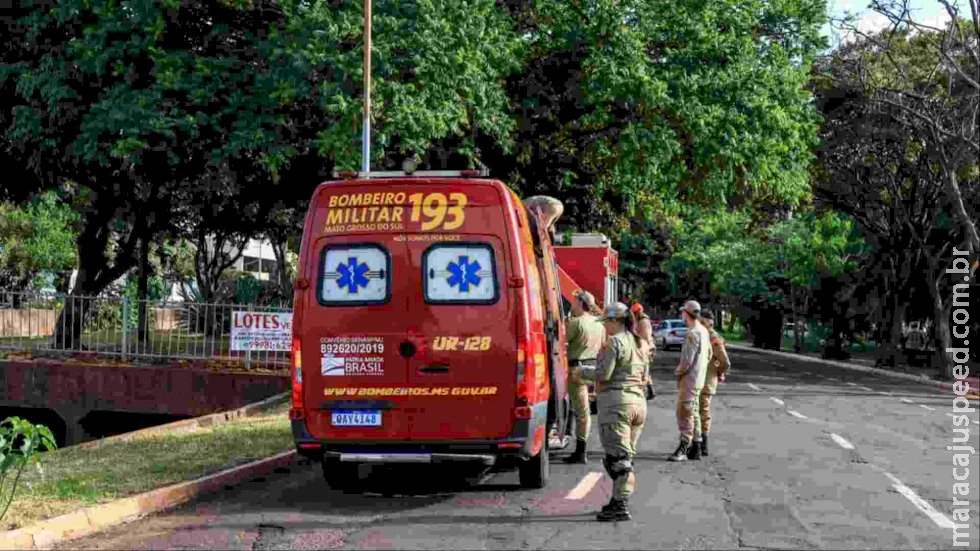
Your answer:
[57,348,979,550]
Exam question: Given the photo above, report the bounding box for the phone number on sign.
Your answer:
[237,340,289,351]
[320,343,385,354]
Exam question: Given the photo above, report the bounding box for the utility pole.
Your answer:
[362,0,371,173]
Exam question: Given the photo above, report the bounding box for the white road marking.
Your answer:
[877,391,892,396]
[919,405,936,411]
[974,420,979,426]
[770,397,785,406]
[901,398,914,404]
[829,433,855,450]
[803,371,812,375]
[945,413,955,417]
[788,410,808,420]
[846,382,857,386]
[747,383,761,391]
[858,386,873,392]
[883,472,957,530]
[565,472,604,500]
[826,377,838,381]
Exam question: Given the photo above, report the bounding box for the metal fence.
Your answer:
[0,291,293,369]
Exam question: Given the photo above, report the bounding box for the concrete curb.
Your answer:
[72,391,290,450]
[728,343,974,393]
[0,450,297,550]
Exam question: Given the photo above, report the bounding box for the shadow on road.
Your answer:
[271,463,532,514]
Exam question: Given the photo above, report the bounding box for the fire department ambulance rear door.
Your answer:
[399,183,516,440]
[303,188,412,440]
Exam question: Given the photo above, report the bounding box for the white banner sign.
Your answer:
[230,311,293,352]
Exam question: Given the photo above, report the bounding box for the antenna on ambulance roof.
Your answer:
[361,0,372,173]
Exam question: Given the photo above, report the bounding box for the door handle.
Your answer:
[419,364,450,374]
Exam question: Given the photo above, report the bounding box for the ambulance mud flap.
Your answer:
[507,401,548,460]
[292,419,322,460]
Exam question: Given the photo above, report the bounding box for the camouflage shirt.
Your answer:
[676,323,712,394]
[566,313,605,361]
[595,331,648,410]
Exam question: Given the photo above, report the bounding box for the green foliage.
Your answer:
[522,0,827,219]
[270,0,522,169]
[234,272,262,305]
[0,417,57,522]
[667,208,865,304]
[0,191,78,284]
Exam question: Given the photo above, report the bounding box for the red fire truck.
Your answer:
[553,233,619,309]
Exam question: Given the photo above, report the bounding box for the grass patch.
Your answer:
[2,404,292,531]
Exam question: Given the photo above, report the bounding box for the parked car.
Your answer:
[901,321,932,352]
[654,319,688,350]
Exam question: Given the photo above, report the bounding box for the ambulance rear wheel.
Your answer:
[321,459,359,491]
[519,443,550,489]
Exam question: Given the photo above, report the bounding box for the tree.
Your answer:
[667,208,864,350]
[817,8,979,374]
[0,190,78,295]
[1,0,522,346]
[767,211,864,352]
[834,0,979,268]
[489,0,828,231]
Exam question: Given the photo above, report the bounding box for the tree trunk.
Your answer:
[53,227,109,350]
[928,272,954,378]
[270,235,291,305]
[791,285,801,353]
[873,258,902,368]
[885,298,906,368]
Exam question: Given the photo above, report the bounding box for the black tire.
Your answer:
[519,442,550,489]
[321,459,359,491]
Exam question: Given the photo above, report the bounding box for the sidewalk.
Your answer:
[727,342,979,394]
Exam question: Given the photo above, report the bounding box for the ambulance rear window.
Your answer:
[318,244,391,305]
[423,243,498,304]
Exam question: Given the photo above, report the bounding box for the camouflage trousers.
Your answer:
[598,402,647,500]
[568,365,592,442]
[676,378,702,444]
[699,373,718,435]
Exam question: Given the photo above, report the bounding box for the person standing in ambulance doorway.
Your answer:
[563,290,606,464]
[581,302,647,522]
[698,310,730,456]
[668,300,712,462]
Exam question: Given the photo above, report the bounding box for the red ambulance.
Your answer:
[289,170,571,489]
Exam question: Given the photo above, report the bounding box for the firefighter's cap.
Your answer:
[679,300,702,317]
[600,302,630,321]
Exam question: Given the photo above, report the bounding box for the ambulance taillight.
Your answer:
[515,338,532,418]
[289,336,304,420]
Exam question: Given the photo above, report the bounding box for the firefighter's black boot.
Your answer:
[701,434,709,457]
[563,439,587,464]
[667,440,690,462]
[600,497,616,513]
[596,499,631,522]
[687,439,702,460]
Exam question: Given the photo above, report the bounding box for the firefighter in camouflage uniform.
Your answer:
[580,302,648,522]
